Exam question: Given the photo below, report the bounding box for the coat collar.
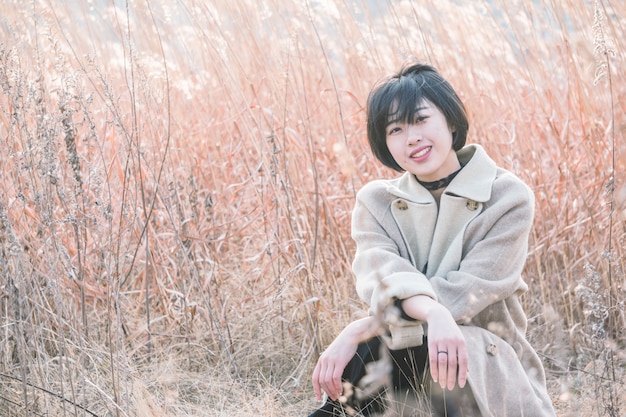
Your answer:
[387,144,497,203]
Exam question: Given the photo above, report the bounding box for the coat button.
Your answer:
[466,200,479,211]
[486,343,498,356]
[395,200,408,211]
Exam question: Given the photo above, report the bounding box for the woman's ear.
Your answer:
[451,128,459,149]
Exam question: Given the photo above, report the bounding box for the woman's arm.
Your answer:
[351,183,437,314]
[430,179,535,322]
[311,316,382,401]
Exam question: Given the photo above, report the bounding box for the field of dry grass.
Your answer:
[0,0,624,416]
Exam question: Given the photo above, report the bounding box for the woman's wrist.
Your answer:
[341,316,380,344]
[401,295,447,322]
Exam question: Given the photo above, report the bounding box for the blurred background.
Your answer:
[0,1,624,416]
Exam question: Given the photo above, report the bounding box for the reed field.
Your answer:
[0,0,624,416]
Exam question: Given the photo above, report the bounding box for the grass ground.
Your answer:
[0,0,624,416]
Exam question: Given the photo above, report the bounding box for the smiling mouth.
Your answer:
[411,147,431,158]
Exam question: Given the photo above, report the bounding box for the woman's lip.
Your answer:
[410,146,431,161]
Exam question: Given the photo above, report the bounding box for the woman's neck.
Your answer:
[429,187,445,206]
[416,167,461,191]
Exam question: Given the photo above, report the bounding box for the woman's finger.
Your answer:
[437,348,449,389]
[429,343,440,383]
[312,363,322,400]
[323,364,336,399]
[317,361,330,399]
[332,364,343,399]
[445,347,458,390]
[457,346,469,388]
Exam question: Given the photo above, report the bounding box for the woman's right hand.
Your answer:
[311,316,381,401]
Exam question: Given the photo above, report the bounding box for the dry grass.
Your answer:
[0,0,624,416]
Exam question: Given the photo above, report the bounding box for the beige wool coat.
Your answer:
[351,144,556,416]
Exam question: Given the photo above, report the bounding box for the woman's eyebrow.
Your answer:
[385,117,398,126]
[386,105,428,126]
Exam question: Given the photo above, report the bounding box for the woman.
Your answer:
[308,62,556,416]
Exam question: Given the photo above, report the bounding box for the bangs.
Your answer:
[384,76,427,125]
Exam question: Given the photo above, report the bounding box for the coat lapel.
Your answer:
[387,145,498,278]
[389,193,437,273]
[427,194,482,277]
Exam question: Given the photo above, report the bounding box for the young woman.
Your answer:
[308,63,556,416]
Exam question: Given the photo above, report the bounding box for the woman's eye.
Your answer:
[414,115,427,123]
[387,126,401,135]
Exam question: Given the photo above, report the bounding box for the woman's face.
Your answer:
[385,99,460,182]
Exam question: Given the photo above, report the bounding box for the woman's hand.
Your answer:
[312,316,381,401]
[401,296,469,390]
[424,305,468,390]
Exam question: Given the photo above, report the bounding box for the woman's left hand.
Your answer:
[424,307,469,390]
[401,295,469,390]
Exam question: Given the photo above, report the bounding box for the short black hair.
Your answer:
[366,62,469,172]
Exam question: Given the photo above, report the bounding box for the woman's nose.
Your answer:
[407,125,421,145]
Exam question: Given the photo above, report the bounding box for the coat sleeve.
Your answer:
[351,182,437,316]
[430,176,535,323]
